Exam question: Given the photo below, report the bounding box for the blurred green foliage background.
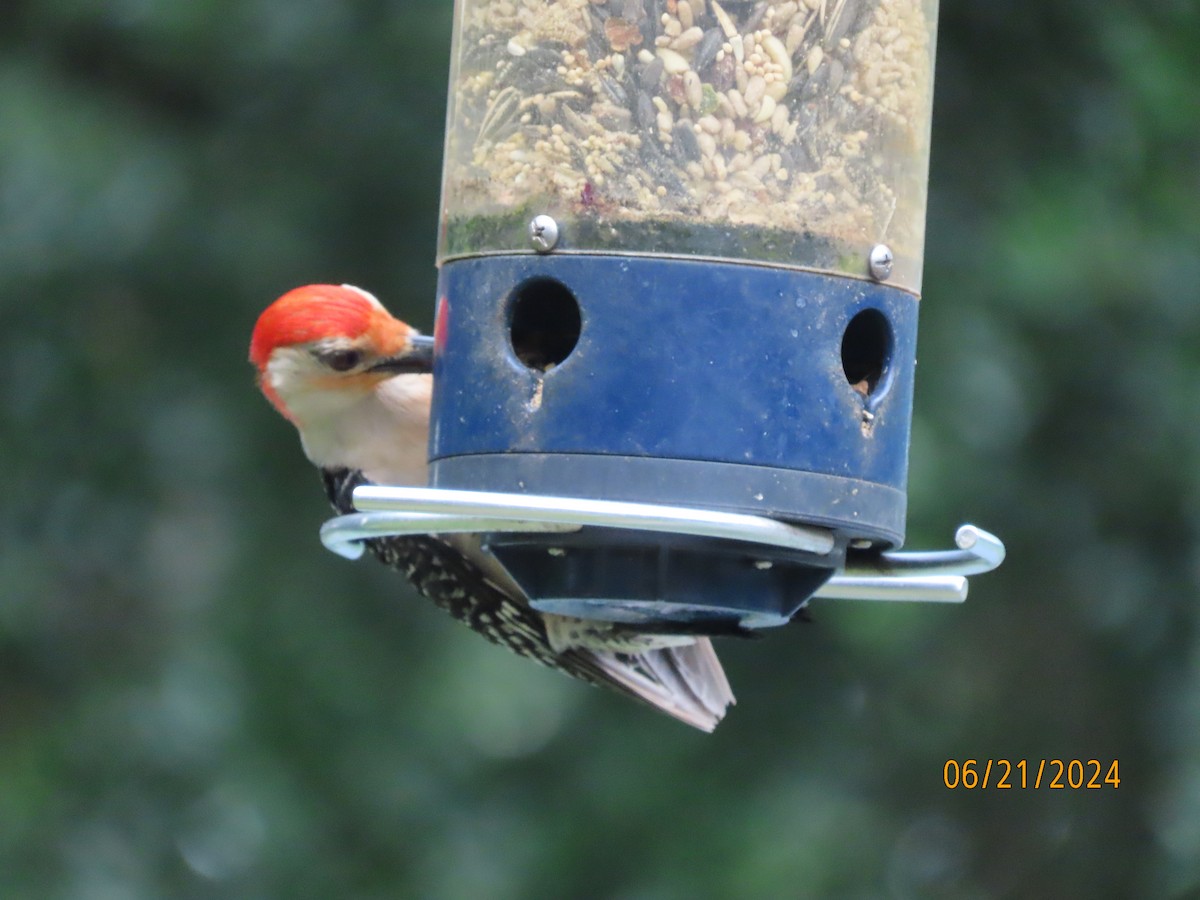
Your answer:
[2,0,1199,896]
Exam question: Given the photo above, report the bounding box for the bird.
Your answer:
[250,283,735,731]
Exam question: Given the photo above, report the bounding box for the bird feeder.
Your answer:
[322,0,1004,628]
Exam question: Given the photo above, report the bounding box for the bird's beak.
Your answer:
[368,334,435,374]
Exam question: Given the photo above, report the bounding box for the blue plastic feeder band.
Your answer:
[428,254,918,628]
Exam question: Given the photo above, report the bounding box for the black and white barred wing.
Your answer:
[320,468,734,731]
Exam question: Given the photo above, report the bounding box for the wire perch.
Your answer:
[320,486,1003,606]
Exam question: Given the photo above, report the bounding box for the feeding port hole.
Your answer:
[841,308,893,397]
[509,278,582,371]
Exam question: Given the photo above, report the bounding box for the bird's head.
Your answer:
[250,283,434,425]
[250,284,435,481]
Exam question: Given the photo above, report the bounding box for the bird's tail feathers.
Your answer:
[585,639,735,733]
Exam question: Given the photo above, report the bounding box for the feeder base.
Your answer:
[429,253,918,549]
[488,530,837,629]
[432,452,905,547]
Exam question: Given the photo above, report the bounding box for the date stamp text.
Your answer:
[943,759,1120,789]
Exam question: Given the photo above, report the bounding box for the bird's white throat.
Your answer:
[284,370,433,487]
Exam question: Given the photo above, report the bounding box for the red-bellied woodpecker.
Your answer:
[250,284,735,731]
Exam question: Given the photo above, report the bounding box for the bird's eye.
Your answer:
[322,349,363,372]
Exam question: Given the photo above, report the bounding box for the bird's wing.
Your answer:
[320,467,734,731]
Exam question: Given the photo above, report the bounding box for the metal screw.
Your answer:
[529,214,559,253]
[868,244,893,281]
